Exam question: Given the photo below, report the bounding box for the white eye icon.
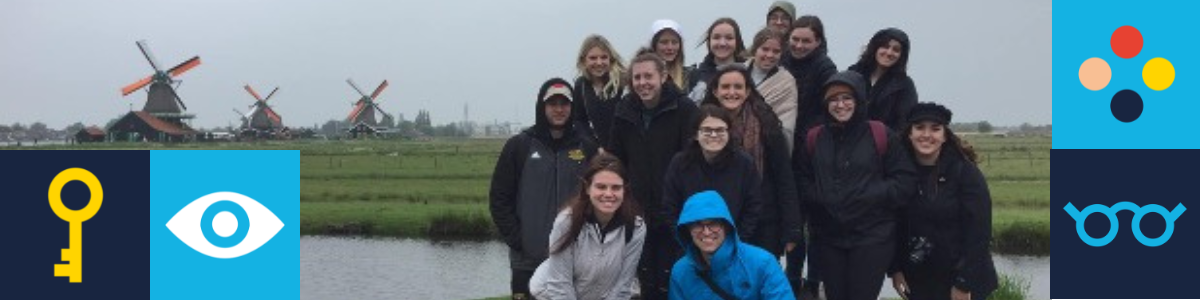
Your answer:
[166,192,284,259]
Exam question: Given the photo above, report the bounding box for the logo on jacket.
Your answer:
[568,149,584,161]
[531,151,541,159]
[1064,202,1185,247]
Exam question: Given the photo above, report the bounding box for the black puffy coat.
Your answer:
[791,71,918,249]
[782,45,838,133]
[609,81,699,231]
[572,76,624,149]
[894,148,998,296]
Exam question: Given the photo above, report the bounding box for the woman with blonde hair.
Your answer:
[649,19,688,92]
[573,34,627,148]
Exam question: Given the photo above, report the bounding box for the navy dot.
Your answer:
[1111,89,1143,123]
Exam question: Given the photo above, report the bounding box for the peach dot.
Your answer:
[1079,57,1112,91]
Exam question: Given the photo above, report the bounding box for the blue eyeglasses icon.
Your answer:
[1064,202,1186,247]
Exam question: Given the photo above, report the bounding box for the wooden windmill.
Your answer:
[345,79,393,127]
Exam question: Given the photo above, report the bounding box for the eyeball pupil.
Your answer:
[213,211,238,238]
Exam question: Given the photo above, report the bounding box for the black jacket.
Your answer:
[782,45,838,132]
[849,28,918,131]
[851,66,918,132]
[791,71,917,249]
[685,54,746,102]
[698,96,803,247]
[610,82,699,231]
[662,144,763,242]
[895,151,998,295]
[572,76,624,150]
[489,78,599,270]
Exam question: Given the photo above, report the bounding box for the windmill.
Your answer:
[345,79,393,127]
[109,40,201,142]
[120,40,201,122]
[242,85,283,130]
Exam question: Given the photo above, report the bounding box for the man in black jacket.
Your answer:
[792,71,917,300]
[489,78,598,300]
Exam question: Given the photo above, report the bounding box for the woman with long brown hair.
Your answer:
[891,103,997,300]
[529,152,645,300]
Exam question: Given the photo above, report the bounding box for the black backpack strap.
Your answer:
[698,269,739,300]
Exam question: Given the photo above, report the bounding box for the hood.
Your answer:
[821,70,870,126]
[533,78,575,138]
[768,1,796,21]
[850,28,911,76]
[651,19,683,41]
[675,190,740,270]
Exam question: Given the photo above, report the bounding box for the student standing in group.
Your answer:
[780,17,837,297]
[610,49,700,300]
[782,15,838,133]
[792,70,917,300]
[572,35,627,149]
[687,18,748,102]
[650,19,689,92]
[490,78,599,300]
[890,103,998,300]
[748,27,799,150]
[698,64,800,259]
[766,1,796,33]
[529,153,646,300]
[662,104,764,247]
[848,28,918,131]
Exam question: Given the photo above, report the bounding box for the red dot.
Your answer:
[1111,25,1143,59]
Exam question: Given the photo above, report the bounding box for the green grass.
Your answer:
[26,135,1051,255]
[991,273,1032,300]
[879,273,1030,300]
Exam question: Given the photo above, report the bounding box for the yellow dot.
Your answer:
[1079,57,1112,91]
[1143,57,1175,91]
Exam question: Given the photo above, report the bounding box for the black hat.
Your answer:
[908,102,953,125]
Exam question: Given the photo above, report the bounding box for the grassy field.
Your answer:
[25,134,1050,255]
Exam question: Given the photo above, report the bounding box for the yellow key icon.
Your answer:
[47,168,103,283]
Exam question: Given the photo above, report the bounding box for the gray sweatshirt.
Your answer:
[529,209,646,300]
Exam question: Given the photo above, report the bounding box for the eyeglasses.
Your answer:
[825,92,855,103]
[699,127,728,137]
[690,220,724,233]
[1064,202,1186,247]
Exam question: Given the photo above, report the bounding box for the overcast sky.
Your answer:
[0,0,1050,130]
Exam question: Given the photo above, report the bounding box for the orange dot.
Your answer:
[1111,25,1143,59]
[1079,57,1112,91]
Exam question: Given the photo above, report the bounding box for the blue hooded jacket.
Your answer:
[669,191,795,300]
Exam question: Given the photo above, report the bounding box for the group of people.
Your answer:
[489,2,998,300]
